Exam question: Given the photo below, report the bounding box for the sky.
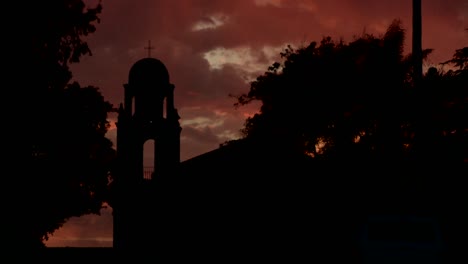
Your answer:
[45,0,467,247]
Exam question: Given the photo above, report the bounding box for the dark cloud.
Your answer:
[180,126,220,160]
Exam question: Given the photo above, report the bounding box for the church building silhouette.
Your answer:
[108,55,448,262]
[111,55,317,259]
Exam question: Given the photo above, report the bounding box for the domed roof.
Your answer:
[128,58,170,87]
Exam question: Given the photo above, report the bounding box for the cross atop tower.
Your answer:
[144,40,155,58]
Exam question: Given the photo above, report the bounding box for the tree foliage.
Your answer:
[229,19,467,253]
[418,48,468,163]
[234,20,466,165]
[29,0,103,92]
[26,0,116,248]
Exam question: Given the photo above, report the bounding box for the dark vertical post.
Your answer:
[412,0,429,172]
[413,0,423,88]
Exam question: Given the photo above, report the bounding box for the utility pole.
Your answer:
[412,0,423,88]
[412,0,429,164]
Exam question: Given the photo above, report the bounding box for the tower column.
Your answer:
[113,56,182,250]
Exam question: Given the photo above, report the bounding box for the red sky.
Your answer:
[45,0,467,247]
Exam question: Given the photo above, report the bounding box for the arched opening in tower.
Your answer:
[143,139,155,180]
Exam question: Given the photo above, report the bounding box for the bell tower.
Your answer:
[113,56,181,249]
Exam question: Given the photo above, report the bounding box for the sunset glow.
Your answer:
[45,0,467,247]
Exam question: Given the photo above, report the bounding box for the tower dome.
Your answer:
[128,58,170,93]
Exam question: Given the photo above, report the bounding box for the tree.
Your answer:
[233,20,466,167]
[231,21,467,250]
[415,46,468,251]
[419,46,468,163]
[28,0,102,92]
[25,0,116,248]
[234,20,414,162]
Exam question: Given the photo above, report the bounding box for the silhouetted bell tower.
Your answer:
[113,56,181,249]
